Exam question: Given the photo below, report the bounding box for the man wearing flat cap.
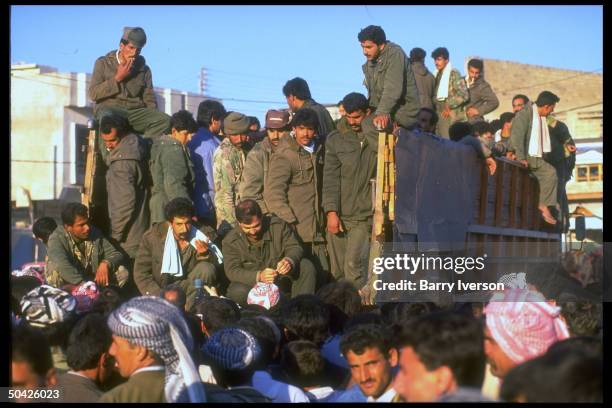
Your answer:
[212,112,250,235]
[239,109,291,214]
[89,27,170,142]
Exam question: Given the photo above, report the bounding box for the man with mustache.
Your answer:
[240,109,291,214]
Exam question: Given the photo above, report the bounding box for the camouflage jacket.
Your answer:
[434,67,470,122]
[213,138,246,228]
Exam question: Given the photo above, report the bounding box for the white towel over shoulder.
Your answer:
[435,61,453,100]
[527,108,551,158]
[161,226,223,277]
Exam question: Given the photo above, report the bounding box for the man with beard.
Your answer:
[222,199,316,306]
[240,109,291,214]
[323,92,378,289]
[465,59,500,123]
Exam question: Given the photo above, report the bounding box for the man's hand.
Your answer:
[194,239,210,256]
[114,57,134,82]
[441,106,451,119]
[518,159,529,168]
[485,157,497,176]
[506,151,517,160]
[276,258,293,275]
[373,114,391,130]
[466,107,479,118]
[566,143,577,153]
[95,261,110,286]
[257,268,278,284]
[327,212,344,235]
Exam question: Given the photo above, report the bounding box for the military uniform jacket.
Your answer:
[88,50,158,116]
[465,76,500,120]
[213,138,246,227]
[322,116,378,221]
[133,221,218,296]
[99,369,166,403]
[265,136,325,243]
[362,41,421,128]
[509,102,536,161]
[222,215,303,287]
[239,137,276,214]
[434,67,470,122]
[106,133,150,258]
[149,135,195,224]
[46,226,123,286]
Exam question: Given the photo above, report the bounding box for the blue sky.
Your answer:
[11,5,603,122]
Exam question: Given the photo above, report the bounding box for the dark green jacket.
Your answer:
[362,41,420,128]
[46,226,123,285]
[133,221,218,296]
[265,136,325,243]
[466,76,500,121]
[322,116,379,221]
[149,135,195,225]
[99,369,165,403]
[300,99,336,140]
[510,102,536,161]
[239,136,276,214]
[222,215,303,287]
[547,118,574,165]
[89,50,158,116]
[106,133,150,258]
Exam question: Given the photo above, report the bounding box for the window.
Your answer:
[576,164,603,182]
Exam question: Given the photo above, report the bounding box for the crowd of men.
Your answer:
[10,25,599,403]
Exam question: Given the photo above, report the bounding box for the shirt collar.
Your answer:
[131,365,165,377]
[116,49,121,65]
[366,387,397,403]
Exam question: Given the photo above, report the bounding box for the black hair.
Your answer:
[235,199,263,224]
[535,91,560,107]
[160,283,187,311]
[237,317,278,366]
[559,301,602,337]
[431,47,450,60]
[197,100,227,128]
[210,365,255,389]
[282,77,312,100]
[91,286,123,316]
[248,116,261,131]
[337,100,344,107]
[397,311,486,389]
[343,311,384,332]
[281,340,326,389]
[381,302,438,327]
[100,113,130,135]
[11,276,42,315]
[547,336,602,358]
[500,112,515,124]
[471,121,493,137]
[500,348,602,402]
[316,280,362,335]
[449,121,474,142]
[32,217,58,245]
[417,107,439,126]
[170,109,198,133]
[340,323,394,358]
[357,25,386,45]
[281,294,330,346]
[290,108,319,130]
[409,47,427,62]
[12,324,54,377]
[341,92,369,114]
[164,197,195,222]
[119,39,129,46]
[193,297,241,334]
[489,119,503,134]
[239,303,268,319]
[61,202,88,226]
[467,58,484,71]
[512,94,530,104]
[65,313,112,371]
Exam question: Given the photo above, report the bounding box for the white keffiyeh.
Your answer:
[161,226,223,277]
[528,108,551,158]
[435,61,453,100]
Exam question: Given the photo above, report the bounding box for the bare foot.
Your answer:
[539,206,557,225]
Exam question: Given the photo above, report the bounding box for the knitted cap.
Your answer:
[247,282,280,310]
[484,289,570,364]
[20,285,77,328]
[223,112,250,135]
[202,327,261,370]
[122,26,147,48]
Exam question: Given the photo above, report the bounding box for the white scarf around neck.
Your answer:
[528,107,551,158]
[435,61,453,100]
[161,226,223,277]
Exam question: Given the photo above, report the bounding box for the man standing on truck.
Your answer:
[464,59,499,123]
[359,25,420,131]
[89,27,170,140]
[510,91,562,225]
[323,92,378,289]
[283,77,336,141]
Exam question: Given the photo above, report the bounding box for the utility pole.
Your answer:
[199,67,207,95]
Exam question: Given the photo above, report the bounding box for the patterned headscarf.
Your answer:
[20,285,77,328]
[484,289,570,364]
[107,296,206,403]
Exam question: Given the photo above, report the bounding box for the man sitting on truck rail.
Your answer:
[89,27,170,141]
